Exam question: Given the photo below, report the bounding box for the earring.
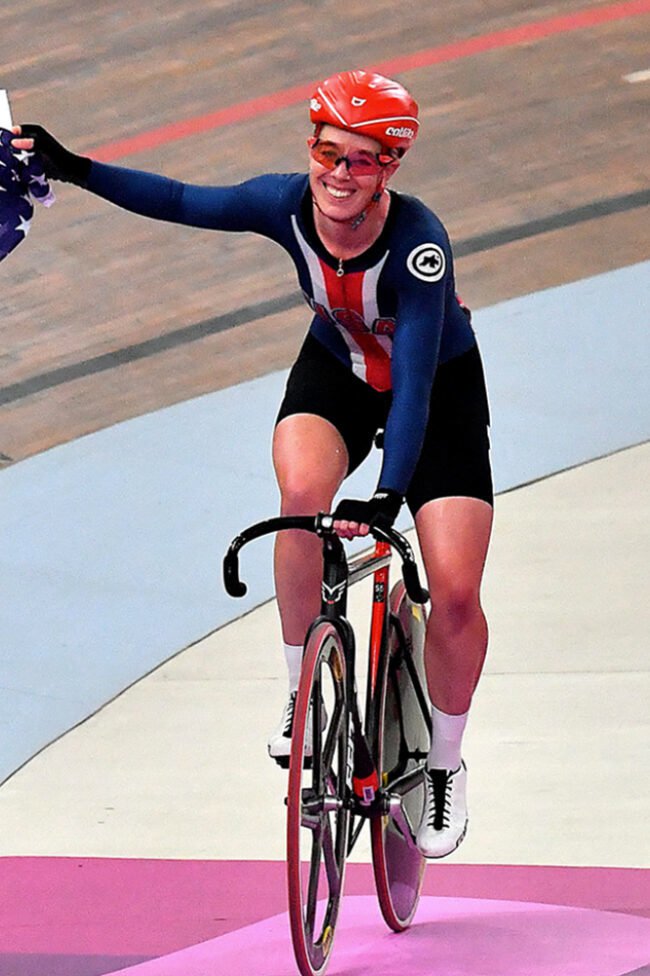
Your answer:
[371,191,382,202]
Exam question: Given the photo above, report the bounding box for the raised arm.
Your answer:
[11,124,286,234]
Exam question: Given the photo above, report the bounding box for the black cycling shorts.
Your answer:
[276,333,493,514]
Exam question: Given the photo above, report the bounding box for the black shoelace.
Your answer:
[425,768,452,830]
[282,692,297,736]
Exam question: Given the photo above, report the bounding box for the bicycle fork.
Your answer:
[318,531,380,813]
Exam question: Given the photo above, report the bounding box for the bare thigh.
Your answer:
[415,496,493,602]
[273,413,349,510]
[272,414,350,644]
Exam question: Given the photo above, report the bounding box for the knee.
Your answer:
[430,585,482,635]
[280,476,335,516]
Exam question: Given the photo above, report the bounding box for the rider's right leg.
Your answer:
[268,414,349,761]
[273,413,349,642]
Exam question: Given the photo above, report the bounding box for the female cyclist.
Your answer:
[13,69,493,859]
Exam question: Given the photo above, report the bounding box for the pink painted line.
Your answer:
[90,0,650,162]
[2,858,648,956]
[108,895,650,976]
[0,857,286,955]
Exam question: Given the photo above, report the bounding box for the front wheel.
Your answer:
[286,621,351,976]
[371,580,430,931]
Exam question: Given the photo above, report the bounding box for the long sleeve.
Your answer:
[377,272,447,494]
[86,162,295,237]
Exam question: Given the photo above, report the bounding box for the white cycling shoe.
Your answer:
[416,761,468,858]
[267,691,326,769]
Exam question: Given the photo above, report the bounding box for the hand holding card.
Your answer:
[0,92,57,263]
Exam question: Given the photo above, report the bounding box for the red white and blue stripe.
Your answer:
[291,215,393,390]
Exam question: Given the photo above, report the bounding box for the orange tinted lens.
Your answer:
[346,151,381,175]
[310,141,383,175]
[310,141,340,169]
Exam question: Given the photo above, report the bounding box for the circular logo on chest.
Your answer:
[406,243,446,282]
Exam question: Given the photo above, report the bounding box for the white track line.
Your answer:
[623,68,650,83]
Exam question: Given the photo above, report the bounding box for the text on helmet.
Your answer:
[385,126,414,138]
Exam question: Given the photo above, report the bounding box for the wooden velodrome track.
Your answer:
[0,0,649,465]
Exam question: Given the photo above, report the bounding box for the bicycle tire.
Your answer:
[287,621,351,976]
[371,580,430,931]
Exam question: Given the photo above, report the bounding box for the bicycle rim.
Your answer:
[287,621,350,976]
[371,580,429,931]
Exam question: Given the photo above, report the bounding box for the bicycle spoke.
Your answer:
[322,694,345,773]
[310,678,323,789]
[348,813,365,855]
[371,584,429,933]
[400,641,433,738]
[321,812,342,896]
[382,666,409,782]
[287,623,350,976]
[382,751,426,789]
[305,824,324,939]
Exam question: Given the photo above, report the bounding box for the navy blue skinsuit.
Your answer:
[87,165,477,494]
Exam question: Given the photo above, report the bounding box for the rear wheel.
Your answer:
[287,621,350,976]
[371,580,430,931]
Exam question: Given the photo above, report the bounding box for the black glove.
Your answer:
[334,489,403,530]
[17,124,91,187]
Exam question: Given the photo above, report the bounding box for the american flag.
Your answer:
[0,127,54,263]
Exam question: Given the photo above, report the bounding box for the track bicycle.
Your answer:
[224,513,432,976]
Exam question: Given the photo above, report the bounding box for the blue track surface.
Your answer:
[1,261,648,783]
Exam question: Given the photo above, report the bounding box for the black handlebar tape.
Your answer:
[222,514,429,605]
[222,515,319,598]
[402,562,429,606]
[223,539,247,597]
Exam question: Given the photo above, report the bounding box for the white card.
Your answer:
[0,89,14,129]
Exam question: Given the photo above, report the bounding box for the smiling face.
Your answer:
[308,124,400,225]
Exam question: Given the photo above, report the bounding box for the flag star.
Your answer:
[30,172,49,187]
[15,216,31,236]
[13,149,34,164]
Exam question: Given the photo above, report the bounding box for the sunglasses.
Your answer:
[308,137,394,176]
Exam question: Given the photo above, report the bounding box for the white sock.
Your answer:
[284,643,303,693]
[428,704,469,772]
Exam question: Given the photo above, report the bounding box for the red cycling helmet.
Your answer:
[309,70,419,154]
